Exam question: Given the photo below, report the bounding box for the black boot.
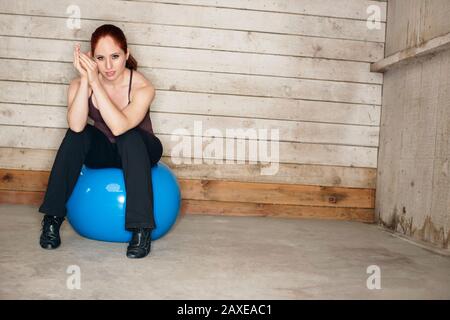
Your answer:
[127,228,152,259]
[40,215,65,249]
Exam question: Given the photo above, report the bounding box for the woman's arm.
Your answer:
[67,44,89,132]
[90,80,154,136]
[67,78,89,132]
[89,80,129,136]
[79,52,155,136]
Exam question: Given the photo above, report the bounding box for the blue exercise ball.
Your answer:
[66,162,181,242]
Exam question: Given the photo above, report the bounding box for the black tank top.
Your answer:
[88,68,154,143]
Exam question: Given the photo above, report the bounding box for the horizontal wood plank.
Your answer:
[0,191,374,222]
[179,179,375,208]
[181,199,374,222]
[0,38,382,84]
[0,65,382,105]
[0,103,380,147]
[0,149,377,188]
[0,84,381,126]
[0,14,384,62]
[141,0,387,21]
[371,32,450,72]
[0,126,379,168]
[0,190,43,206]
[0,168,375,210]
[0,0,385,42]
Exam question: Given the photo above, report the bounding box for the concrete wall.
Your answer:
[376,0,450,252]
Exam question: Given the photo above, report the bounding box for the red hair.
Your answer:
[91,24,137,70]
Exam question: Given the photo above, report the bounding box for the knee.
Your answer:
[67,127,84,136]
[115,129,141,145]
[63,127,88,144]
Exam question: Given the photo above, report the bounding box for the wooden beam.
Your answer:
[0,148,378,189]
[0,168,375,209]
[0,191,374,223]
[179,179,374,208]
[0,189,43,206]
[0,168,375,222]
[371,32,450,73]
[181,199,374,223]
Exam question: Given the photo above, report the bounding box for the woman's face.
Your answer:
[93,35,129,81]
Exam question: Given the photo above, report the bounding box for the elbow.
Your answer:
[68,124,86,133]
[112,121,129,137]
[111,130,121,137]
[67,114,86,133]
[111,127,125,137]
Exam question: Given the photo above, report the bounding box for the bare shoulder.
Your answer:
[130,70,155,101]
[132,70,155,91]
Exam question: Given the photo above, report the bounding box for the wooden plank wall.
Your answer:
[0,0,386,221]
[376,0,450,251]
[385,0,450,56]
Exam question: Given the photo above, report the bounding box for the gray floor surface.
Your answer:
[1,204,449,299]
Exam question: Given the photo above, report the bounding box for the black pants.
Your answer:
[38,124,163,230]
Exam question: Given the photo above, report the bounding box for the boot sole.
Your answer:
[40,243,60,250]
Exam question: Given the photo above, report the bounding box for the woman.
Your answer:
[38,24,163,259]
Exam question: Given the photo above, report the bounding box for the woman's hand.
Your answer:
[78,51,100,86]
[73,44,87,79]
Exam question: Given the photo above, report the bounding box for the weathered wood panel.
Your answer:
[0,35,382,84]
[0,55,382,104]
[0,103,380,147]
[386,0,450,55]
[0,14,384,63]
[181,200,374,222]
[0,190,374,222]
[376,47,450,251]
[0,0,384,217]
[0,85,381,126]
[0,148,377,188]
[141,0,387,21]
[0,168,375,208]
[0,0,385,42]
[0,126,378,168]
[0,168,375,222]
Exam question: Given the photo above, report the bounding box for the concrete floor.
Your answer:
[1,204,449,299]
